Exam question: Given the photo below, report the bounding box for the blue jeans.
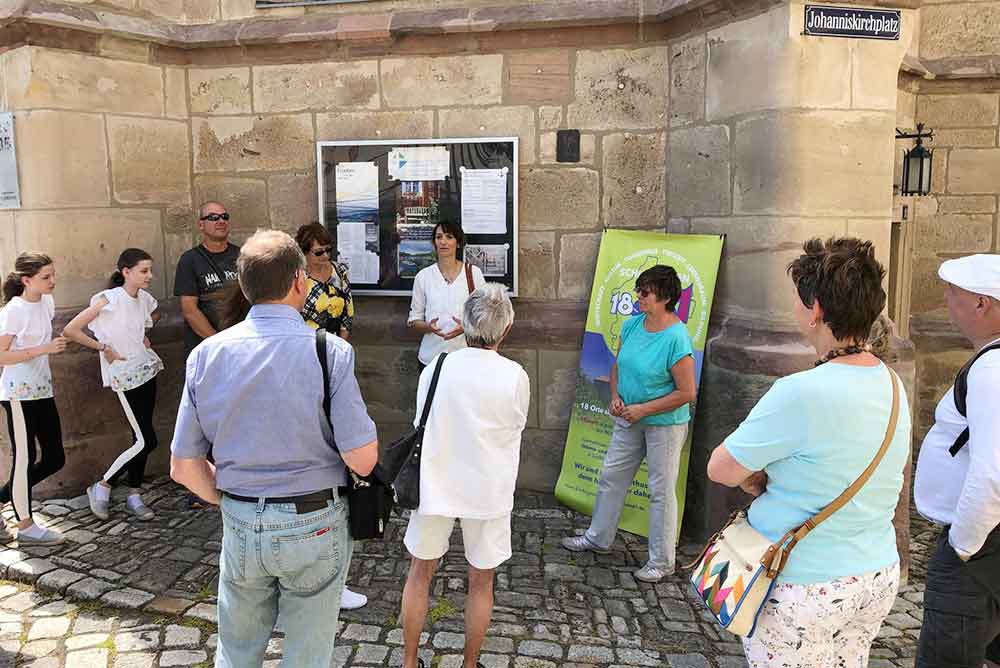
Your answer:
[216,495,352,668]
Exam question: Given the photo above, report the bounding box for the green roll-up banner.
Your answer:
[555,230,724,537]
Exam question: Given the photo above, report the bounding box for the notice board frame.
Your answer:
[317,137,519,297]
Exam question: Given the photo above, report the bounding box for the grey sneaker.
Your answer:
[634,562,673,583]
[87,483,110,520]
[126,498,155,521]
[17,526,64,546]
[561,534,611,555]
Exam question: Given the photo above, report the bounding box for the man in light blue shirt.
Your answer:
[170,229,378,668]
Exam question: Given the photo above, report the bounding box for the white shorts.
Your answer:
[403,512,512,570]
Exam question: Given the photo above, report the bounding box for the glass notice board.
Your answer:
[317,138,519,296]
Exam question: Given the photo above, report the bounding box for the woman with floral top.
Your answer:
[65,249,163,522]
[295,223,354,337]
[0,253,69,545]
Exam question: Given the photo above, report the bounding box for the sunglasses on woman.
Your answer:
[200,213,230,222]
[312,246,332,257]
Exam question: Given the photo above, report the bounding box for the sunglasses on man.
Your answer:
[200,213,230,222]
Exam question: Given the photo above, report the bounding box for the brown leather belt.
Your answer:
[223,489,334,514]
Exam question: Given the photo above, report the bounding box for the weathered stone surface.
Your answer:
[164,231,194,297]
[138,0,219,23]
[539,106,563,131]
[253,61,379,113]
[518,231,555,299]
[98,36,149,63]
[438,107,536,163]
[353,345,421,425]
[852,35,912,111]
[381,55,503,108]
[602,132,667,228]
[188,67,251,115]
[670,35,706,127]
[936,195,997,214]
[506,51,572,105]
[706,5,850,120]
[521,168,600,231]
[14,110,110,209]
[100,589,156,610]
[4,47,163,115]
[66,577,116,601]
[503,347,539,428]
[108,116,191,205]
[267,172,318,233]
[14,209,165,306]
[918,94,999,128]
[915,214,994,253]
[733,111,895,217]
[193,176,269,234]
[689,217,847,322]
[567,47,669,130]
[668,125,731,216]
[192,114,314,173]
[538,350,578,430]
[539,133,595,165]
[558,233,601,300]
[931,128,997,148]
[7,558,56,584]
[846,219,892,270]
[920,3,1000,61]
[897,89,916,129]
[165,67,188,119]
[947,149,1000,194]
[316,110,434,141]
[35,569,86,594]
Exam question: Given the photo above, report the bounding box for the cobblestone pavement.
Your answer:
[0,476,933,667]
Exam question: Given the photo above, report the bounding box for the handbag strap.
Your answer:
[195,244,230,288]
[417,353,447,430]
[765,367,901,575]
[465,262,474,294]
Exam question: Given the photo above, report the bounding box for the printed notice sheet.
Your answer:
[465,244,509,277]
[337,222,379,284]
[335,162,378,222]
[0,114,19,209]
[460,167,507,234]
[388,146,450,182]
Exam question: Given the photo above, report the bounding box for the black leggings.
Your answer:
[0,398,65,521]
[103,378,158,489]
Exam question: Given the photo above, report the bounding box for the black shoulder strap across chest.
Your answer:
[949,341,1000,456]
[195,245,232,287]
[316,328,338,453]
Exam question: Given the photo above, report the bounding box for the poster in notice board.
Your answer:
[316,138,519,296]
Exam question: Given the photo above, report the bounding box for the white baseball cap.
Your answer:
[938,254,1000,300]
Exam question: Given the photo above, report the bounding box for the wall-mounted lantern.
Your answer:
[895,123,934,196]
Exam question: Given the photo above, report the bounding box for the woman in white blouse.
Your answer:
[407,221,486,370]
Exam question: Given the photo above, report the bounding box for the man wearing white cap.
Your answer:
[914,254,1000,668]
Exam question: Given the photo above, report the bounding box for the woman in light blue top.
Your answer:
[562,264,696,583]
[707,237,911,668]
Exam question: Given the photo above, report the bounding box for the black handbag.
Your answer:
[377,353,447,510]
[316,328,394,540]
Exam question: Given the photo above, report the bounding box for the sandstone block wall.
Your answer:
[899,82,1000,440]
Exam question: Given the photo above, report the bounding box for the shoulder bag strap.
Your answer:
[316,328,339,453]
[465,262,474,294]
[949,341,1000,456]
[417,353,448,430]
[195,245,229,287]
[767,368,900,575]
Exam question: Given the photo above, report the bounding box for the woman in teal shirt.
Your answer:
[562,265,696,582]
[707,238,910,668]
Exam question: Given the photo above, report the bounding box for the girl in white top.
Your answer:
[65,249,163,522]
[407,221,486,367]
[0,253,68,545]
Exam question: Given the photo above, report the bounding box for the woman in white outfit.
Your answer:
[0,253,68,545]
[65,248,163,521]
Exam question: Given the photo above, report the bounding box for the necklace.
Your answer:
[814,343,871,367]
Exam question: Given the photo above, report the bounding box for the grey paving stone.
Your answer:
[66,648,110,668]
[184,602,218,623]
[66,577,116,601]
[114,653,156,668]
[342,622,381,641]
[664,654,710,668]
[716,656,749,668]
[65,632,110,650]
[433,631,466,649]
[518,640,563,659]
[159,649,209,666]
[569,644,615,662]
[164,624,200,647]
[100,588,156,610]
[35,569,86,594]
[355,643,389,663]
[115,629,161,652]
[26,616,70,640]
[616,648,660,666]
[7,559,56,584]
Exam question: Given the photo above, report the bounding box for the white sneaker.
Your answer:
[634,562,673,583]
[340,586,367,610]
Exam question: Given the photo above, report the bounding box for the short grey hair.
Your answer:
[237,229,306,304]
[463,283,514,349]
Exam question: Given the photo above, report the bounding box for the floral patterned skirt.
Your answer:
[743,561,900,668]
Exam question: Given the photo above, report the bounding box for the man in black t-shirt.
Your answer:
[174,202,240,357]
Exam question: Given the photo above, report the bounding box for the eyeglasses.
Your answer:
[311,246,332,257]
[635,288,652,297]
[200,213,230,222]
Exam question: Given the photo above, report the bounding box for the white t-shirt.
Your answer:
[414,347,530,519]
[914,339,1000,558]
[89,288,162,392]
[407,263,487,365]
[0,294,55,401]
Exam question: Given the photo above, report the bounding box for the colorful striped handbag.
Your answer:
[687,369,900,637]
